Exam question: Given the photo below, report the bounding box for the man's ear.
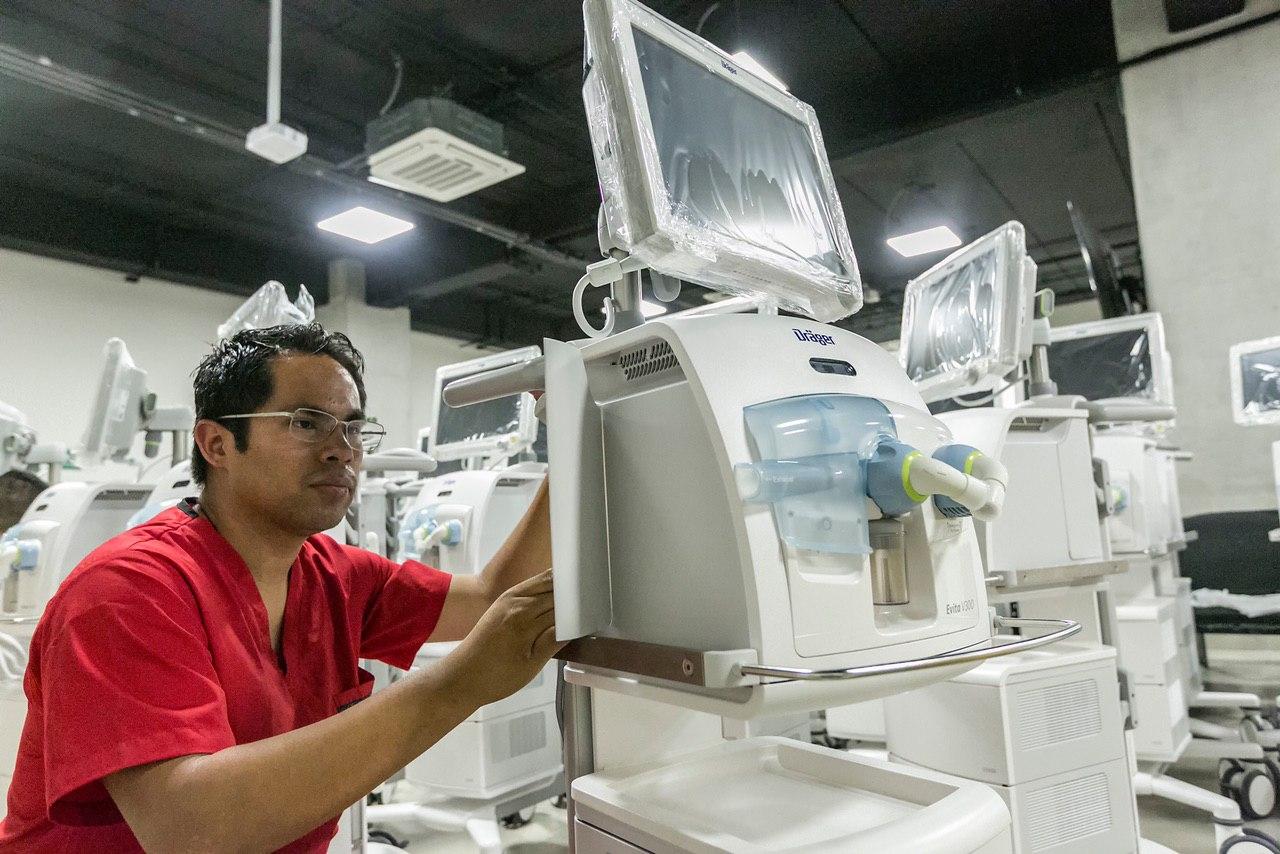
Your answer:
[193,419,237,476]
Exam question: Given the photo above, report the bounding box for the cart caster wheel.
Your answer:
[501,808,535,829]
[1264,757,1280,817]
[1223,759,1246,793]
[1221,827,1280,854]
[551,794,568,809]
[1221,759,1277,819]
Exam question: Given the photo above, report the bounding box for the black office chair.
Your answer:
[1182,510,1280,635]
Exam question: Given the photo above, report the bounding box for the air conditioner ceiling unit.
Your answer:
[366,98,525,203]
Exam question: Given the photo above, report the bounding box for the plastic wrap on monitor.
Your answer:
[217,281,315,340]
[1230,335,1280,426]
[582,0,860,321]
[898,221,1033,402]
[1048,314,1175,410]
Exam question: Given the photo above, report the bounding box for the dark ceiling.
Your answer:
[0,0,1133,345]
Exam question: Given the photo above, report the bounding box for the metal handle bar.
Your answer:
[362,452,437,474]
[1084,401,1176,424]
[441,357,546,408]
[738,616,1080,682]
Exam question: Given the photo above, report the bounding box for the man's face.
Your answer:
[218,353,363,537]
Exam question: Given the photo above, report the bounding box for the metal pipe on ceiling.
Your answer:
[266,0,283,126]
[0,42,586,274]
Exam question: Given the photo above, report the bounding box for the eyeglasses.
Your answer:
[218,408,386,453]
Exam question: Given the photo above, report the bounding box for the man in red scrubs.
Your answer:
[0,323,560,852]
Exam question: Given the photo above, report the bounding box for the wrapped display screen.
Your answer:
[632,28,845,280]
[582,0,861,320]
[898,221,1033,403]
[1230,336,1280,426]
[1047,313,1175,413]
[902,249,998,383]
[1048,329,1154,401]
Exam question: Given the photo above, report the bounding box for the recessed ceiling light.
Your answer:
[731,51,787,91]
[886,225,962,258]
[317,206,414,244]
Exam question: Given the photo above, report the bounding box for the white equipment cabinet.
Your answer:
[1115,599,1191,763]
[888,643,1137,854]
[0,336,192,830]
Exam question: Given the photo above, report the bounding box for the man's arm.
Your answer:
[427,478,552,643]
[105,570,559,854]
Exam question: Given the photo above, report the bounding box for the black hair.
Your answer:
[190,322,366,485]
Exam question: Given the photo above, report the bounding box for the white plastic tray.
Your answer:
[572,736,1011,853]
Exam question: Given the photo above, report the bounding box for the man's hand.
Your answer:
[442,569,562,707]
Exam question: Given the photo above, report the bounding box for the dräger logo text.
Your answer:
[793,328,836,346]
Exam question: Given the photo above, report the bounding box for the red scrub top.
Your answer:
[0,501,452,853]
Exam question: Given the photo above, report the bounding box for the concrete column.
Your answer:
[1118,14,1280,514]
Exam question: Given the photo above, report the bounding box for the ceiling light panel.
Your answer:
[887,225,962,258]
[317,206,414,244]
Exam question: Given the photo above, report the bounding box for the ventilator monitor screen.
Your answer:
[632,28,847,279]
[434,368,524,451]
[1238,345,1280,419]
[901,247,1001,386]
[1048,328,1154,401]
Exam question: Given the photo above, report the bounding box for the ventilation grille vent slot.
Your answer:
[99,488,155,502]
[368,128,525,203]
[1024,771,1112,850]
[618,340,678,381]
[489,711,547,762]
[1015,678,1102,751]
[389,149,481,193]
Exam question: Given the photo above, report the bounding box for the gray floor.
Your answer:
[401,805,568,854]
[397,644,1280,854]
[1138,756,1280,853]
[1136,649,1280,854]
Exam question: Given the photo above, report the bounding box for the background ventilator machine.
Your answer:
[1052,316,1280,826]
[1229,334,1280,544]
[439,1,1095,850]
[841,221,1280,851]
[365,346,563,854]
[870,221,1150,854]
[0,337,195,818]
